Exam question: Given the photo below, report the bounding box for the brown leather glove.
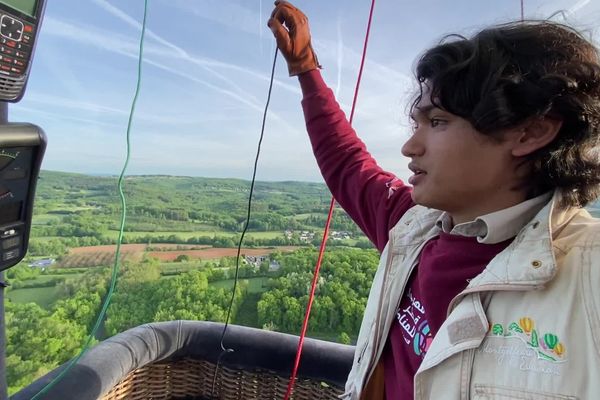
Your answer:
[268,0,321,77]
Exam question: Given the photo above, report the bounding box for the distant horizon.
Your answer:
[40,168,329,184]
[36,169,600,210]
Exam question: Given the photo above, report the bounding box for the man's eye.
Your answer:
[430,118,444,127]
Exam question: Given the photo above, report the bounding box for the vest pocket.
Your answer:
[472,384,577,399]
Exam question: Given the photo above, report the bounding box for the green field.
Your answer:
[10,273,85,287]
[211,277,270,294]
[292,213,320,220]
[6,273,270,309]
[159,262,205,275]
[28,236,64,242]
[26,274,70,284]
[239,231,285,239]
[6,271,85,309]
[31,214,62,225]
[7,286,63,309]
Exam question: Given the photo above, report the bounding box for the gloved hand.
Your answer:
[268,0,321,76]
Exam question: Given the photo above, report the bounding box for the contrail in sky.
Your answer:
[92,0,257,99]
[567,0,591,15]
[41,17,298,133]
[260,0,264,55]
[93,0,299,95]
[335,16,343,99]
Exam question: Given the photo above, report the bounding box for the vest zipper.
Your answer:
[365,238,395,367]
[461,348,476,400]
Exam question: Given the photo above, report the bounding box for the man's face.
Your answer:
[402,89,519,220]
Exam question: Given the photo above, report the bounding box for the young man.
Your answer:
[269,1,600,399]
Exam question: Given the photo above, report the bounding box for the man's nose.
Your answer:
[401,131,425,158]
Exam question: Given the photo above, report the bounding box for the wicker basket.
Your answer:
[12,321,353,400]
[101,358,343,400]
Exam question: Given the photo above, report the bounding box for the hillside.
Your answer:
[31,170,600,249]
[30,170,368,250]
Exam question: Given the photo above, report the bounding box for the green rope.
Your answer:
[30,1,149,398]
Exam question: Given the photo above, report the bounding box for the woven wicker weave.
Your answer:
[101,358,344,400]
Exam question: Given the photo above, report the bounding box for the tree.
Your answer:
[175,254,190,262]
[256,248,378,341]
[338,332,351,345]
[259,260,270,275]
[5,302,89,395]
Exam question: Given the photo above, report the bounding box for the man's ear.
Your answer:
[511,117,562,157]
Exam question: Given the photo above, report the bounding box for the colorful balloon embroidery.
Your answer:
[489,317,566,362]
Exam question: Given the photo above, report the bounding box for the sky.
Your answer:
[9,0,600,183]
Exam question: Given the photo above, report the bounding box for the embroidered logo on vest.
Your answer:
[489,317,566,362]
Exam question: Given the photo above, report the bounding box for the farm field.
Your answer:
[6,271,87,309]
[147,244,212,250]
[211,277,270,293]
[69,244,148,253]
[292,213,320,220]
[22,274,66,284]
[59,250,143,268]
[7,286,63,309]
[31,214,61,225]
[7,239,287,310]
[148,246,298,261]
[55,244,299,267]
[159,262,206,275]
[104,230,285,240]
[6,272,270,312]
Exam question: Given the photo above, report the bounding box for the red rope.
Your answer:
[283,0,376,398]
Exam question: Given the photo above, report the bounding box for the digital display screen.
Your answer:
[0,201,21,225]
[2,235,19,249]
[0,0,36,17]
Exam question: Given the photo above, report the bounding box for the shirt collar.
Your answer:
[435,192,553,244]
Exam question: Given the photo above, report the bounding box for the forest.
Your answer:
[5,170,378,395]
[6,248,378,395]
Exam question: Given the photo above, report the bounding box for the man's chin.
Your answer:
[410,188,437,209]
[410,187,425,205]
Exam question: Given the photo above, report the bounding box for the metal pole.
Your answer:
[0,100,9,399]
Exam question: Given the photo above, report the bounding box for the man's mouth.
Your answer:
[408,162,426,175]
[408,163,427,185]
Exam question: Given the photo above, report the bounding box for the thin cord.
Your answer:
[283,0,377,398]
[29,1,149,398]
[520,0,524,21]
[210,48,279,398]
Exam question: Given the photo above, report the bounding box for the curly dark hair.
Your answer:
[412,21,600,207]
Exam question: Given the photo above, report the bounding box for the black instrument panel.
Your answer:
[0,123,46,271]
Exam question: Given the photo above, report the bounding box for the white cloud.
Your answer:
[169,0,264,36]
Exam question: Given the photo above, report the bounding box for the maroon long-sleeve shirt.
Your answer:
[299,70,511,399]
